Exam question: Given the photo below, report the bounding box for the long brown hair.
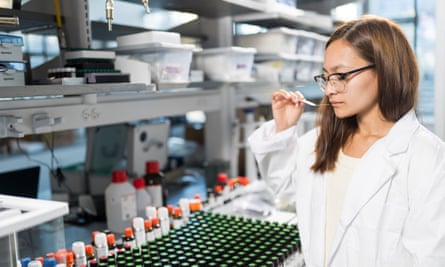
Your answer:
[311,15,419,173]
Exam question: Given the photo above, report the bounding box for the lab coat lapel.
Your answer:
[327,144,397,260]
[327,110,420,263]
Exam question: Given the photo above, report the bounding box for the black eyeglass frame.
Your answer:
[313,64,376,90]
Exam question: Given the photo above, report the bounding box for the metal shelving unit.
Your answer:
[124,0,266,18]
[0,83,222,136]
[0,7,57,34]
[233,10,333,34]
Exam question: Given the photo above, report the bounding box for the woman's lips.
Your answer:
[330,101,343,107]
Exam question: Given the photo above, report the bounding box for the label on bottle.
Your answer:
[120,193,137,220]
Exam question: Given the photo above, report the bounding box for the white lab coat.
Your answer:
[248,110,445,267]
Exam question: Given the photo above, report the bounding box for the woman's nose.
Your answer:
[324,81,337,95]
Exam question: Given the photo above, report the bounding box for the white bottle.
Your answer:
[157,206,170,235]
[132,217,147,248]
[94,232,108,263]
[133,177,152,218]
[145,206,157,220]
[105,170,137,233]
[178,198,190,222]
[72,241,87,267]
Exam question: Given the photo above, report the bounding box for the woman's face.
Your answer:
[323,39,379,119]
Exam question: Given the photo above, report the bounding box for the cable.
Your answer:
[15,137,73,195]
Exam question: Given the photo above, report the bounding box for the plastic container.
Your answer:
[0,34,23,61]
[193,46,256,82]
[105,170,137,233]
[254,53,323,82]
[133,177,152,218]
[0,61,25,86]
[117,31,181,47]
[236,27,300,54]
[296,31,328,56]
[143,161,165,208]
[236,27,328,56]
[115,42,194,84]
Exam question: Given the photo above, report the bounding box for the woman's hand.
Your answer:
[272,89,306,132]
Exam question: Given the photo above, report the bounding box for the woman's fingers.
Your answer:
[272,89,306,107]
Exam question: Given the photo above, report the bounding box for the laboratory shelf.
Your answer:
[0,82,155,98]
[125,0,266,18]
[0,194,68,238]
[0,7,57,34]
[0,83,222,136]
[233,11,333,34]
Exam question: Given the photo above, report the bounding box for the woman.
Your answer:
[248,15,445,266]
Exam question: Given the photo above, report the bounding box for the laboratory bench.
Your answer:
[4,175,301,266]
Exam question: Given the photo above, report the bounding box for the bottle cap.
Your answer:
[173,207,182,217]
[65,251,74,267]
[124,227,134,238]
[112,170,128,183]
[55,250,66,264]
[106,233,116,247]
[43,258,56,267]
[145,161,160,174]
[144,219,152,230]
[214,185,223,195]
[151,216,159,226]
[45,253,56,258]
[133,178,146,189]
[85,244,95,257]
[20,258,32,267]
[167,204,174,214]
[217,173,228,184]
[237,176,250,186]
[189,199,202,212]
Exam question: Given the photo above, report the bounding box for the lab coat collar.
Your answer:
[383,109,420,155]
[327,109,420,264]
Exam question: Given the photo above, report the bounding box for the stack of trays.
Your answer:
[0,34,25,87]
[64,50,130,84]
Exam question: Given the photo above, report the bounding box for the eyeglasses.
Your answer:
[313,64,376,93]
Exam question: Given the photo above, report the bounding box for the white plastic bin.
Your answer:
[115,42,195,84]
[296,31,328,56]
[254,56,295,82]
[254,53,323,82]
[0,61,25,86]
[0,34,23,61]
[295,57,318,82]
[117,31,181,47]
[236,27,301,54]
[194,46,256,82]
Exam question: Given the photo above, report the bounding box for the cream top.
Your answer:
[324,150,361,267]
